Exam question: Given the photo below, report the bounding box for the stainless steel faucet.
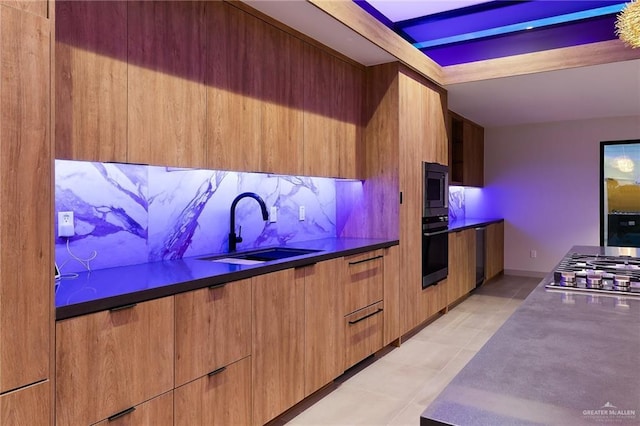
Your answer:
[229,192,269,252]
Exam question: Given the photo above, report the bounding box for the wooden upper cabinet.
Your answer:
[449,111,484,186]
[0,5,51,394]
[128,0,207,168]
[0,0,47,18]
[55,297,174,426]
[174,278,251,387]
[303,46,363,178]
[55,0,128,162]
[206,1,303,175]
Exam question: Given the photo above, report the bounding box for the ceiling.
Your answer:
[242,1,640,128]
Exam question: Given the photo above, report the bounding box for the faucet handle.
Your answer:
[236,226,243,244]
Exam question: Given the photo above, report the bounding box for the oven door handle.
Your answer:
[423,229,449,237]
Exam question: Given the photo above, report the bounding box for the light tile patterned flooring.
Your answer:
[272,274,542,426]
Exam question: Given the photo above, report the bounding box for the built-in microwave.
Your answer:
[423,162,449,218]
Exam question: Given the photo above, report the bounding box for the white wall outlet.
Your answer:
[299,205,305,221]
[58,211,75,237]
[270,206,278,223]
[530,249,537,258]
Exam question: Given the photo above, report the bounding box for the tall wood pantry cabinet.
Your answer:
[0,1,53,425]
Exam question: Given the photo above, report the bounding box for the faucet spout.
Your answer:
[229,192,269,252]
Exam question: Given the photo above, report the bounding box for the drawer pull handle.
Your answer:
[208,282,227,290]
[348,255,383,266]
[348,308,384,325]
[109,303,137,312]
[108,406,136,422]
[208,366,227,377]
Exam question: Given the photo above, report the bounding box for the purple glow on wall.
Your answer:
[55,160,337,273]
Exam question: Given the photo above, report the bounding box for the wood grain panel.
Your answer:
[0,5,50,393]
[486,221,504,281]
[308,0,444,85]
[462,120,484,187]
[344,250,384,315]
[128,0,206,168]
[206,1,262,172]
[382,245,400,346]
[337,61,364,179]
[443,39,640,85]
[94,391,173,426]
[344,301,384,369]
[175,357,251,426]
[422,80,449,166]
[0,0,47,18]
[252,269,305,426]
[304,259,344,396]
[0,380,50,426]
[447,229,476,305]
[175,278,251,387]
[55,0,127,162]
[55,297,174,426]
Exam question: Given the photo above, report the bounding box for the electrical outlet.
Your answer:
[530,249,537,258]
[299,205,305,221]
[58,211,75,237]
[270,206,277,223]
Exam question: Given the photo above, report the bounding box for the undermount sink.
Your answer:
[199,247,321,264]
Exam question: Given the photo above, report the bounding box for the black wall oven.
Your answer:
[422,162,449,289]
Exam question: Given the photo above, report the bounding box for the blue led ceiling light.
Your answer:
[413,4,627,49]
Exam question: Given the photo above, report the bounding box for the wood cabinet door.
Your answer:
[93,391,173,426]
[175,278,251,387]
[0,380,50,426]
[0,5,50,393]
[486,222,504,281]
[174,357,251,426]
[127,1,207,168]
[55,297,174,426]
[55,0,127,162]
[303,46,363,178]
[206,1,303,175]
[252,268,305,426]
[448,229,476,304]
[382,246,400,345]
[303,259,344,396]
[463,120,484,187]
[0,0,48,18]
[344,250,384,315]
[344,301,384,369]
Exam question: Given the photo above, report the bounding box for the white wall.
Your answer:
[474,115,640,274]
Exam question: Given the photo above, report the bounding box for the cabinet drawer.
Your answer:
[344,250,384,314]
[93,391,173,426]
[175,356,251,426]
[175,278,251,386]
[344,302,384,369]
[0,380,50,426]
[55,297,174,426]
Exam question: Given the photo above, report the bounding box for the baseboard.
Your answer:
[504,269,547,278]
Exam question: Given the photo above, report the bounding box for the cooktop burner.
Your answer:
[545,252,640,297]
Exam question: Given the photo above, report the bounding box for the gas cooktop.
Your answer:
[545,252,640,297]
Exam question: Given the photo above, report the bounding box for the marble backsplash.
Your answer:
[55,160,337,273]
[449,186,466,221]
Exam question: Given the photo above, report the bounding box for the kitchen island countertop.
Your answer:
[421,245,640,425]
[55,237,398,320]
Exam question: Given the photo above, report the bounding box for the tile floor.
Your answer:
[272,274,542,426]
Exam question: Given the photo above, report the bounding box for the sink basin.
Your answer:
[200,247,321,264]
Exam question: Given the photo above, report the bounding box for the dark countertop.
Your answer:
[421,245,640,425]
[55,237,398,320]
[448,218,503,232]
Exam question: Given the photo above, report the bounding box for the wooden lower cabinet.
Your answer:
[174,278,251,387]
[304,259,344,396]
[486,221,505,281]
[252,268,305,426]
[94,391,173,426]
[55,297,174,426]
[344,301,384,369]
[344,250,384,315]
[174,357,251,426]
[382,246,400,345]
[448,229,476,305]
[0,380,50,426]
